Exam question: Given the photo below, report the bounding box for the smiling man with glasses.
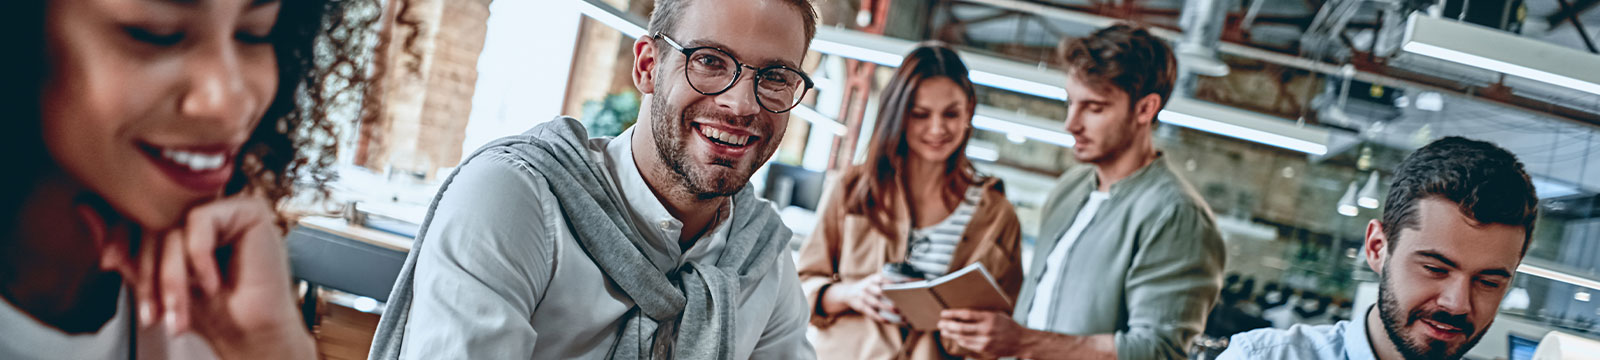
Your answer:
[652,32,813,114]
[368,0,818,359]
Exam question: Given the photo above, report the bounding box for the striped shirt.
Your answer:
[905,185,984,278]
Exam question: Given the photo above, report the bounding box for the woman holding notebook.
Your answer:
[797,42,1024,359]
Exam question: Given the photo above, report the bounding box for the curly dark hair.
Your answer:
[1,0,387,227]
[1380,136,1540,255]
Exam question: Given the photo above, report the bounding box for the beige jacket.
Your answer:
[797,167,1024,359]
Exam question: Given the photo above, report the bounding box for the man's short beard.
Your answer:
[649,91,751,200]
[1377,265,1485,360]
[1077,112,1136,165]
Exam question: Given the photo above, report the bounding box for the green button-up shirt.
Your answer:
[1015,155,1227,360]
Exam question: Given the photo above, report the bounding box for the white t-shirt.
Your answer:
[0,286,215,359]
[1026,191,1110,328]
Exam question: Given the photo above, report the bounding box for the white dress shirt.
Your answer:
[1218,305,1380,360]
[397,127,814,359]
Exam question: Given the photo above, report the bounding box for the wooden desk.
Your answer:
[297,216,413,252]
[313,300,382,360]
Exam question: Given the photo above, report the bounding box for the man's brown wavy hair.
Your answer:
[1057,23,1177,114]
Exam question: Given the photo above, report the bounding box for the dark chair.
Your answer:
[286,224,409,330]
[762,163,827,211]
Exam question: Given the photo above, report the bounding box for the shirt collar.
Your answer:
[1090,151,1168,199]
[606,127,733,263]
[1344,304,1380,360]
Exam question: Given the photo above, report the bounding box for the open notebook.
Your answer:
[880,262,1012,330]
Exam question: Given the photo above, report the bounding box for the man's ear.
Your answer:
[1364,219,1389,274]
[1132,93,1162,127]
[632,36,658,95]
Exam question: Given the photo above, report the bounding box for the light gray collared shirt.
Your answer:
[1217,305,1380,360]
[1016,156,1227,360]
[391,126,814,359]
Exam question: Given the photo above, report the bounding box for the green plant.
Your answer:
[579,91,639,137]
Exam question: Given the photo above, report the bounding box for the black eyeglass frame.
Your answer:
[652,32,815,114]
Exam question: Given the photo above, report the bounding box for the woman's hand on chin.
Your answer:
[91,194,315,359]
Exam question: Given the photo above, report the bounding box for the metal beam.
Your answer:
[1556,0,1600,54]
[954,0,1600,127]
[1546,0,1600,29]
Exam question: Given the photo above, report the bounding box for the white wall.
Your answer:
[459,0,582,161]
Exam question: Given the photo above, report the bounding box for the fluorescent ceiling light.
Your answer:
[791,105,847,136]
[973,105,1075,148]
[1159,110,1327,155]
[1519,263,1600,292]
[575,0,646,39]
[970,70,1067,100]
[576,0,1331,157]
[1161,97,1330,155]
[815,27,1068,100]
[1403,42,1600,96]
[1400,12,1600,97]
[811,37,903,67]
[966,145,1000,162]
[973,115,1075,148]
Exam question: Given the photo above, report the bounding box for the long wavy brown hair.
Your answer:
[844,42,979,238]
[1,0,395,229]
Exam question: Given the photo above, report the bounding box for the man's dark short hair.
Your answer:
[648,0,818,50]
[1057,23,1177,111]
[1381,136,1540,255]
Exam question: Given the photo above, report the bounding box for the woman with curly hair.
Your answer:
[0,0,381,357]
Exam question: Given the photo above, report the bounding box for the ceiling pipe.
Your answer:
[955,0,1600,127]
[1176,0,1233,83]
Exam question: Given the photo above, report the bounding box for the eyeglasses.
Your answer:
[652,32,814,113]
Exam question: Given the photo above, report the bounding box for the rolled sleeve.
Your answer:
[399,152,557,359]
[1114,204,1227,360]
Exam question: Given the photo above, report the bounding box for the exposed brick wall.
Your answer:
[360,0,491,180]
[415,0,491,177]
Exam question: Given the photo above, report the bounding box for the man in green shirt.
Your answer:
[938,24,1226,360]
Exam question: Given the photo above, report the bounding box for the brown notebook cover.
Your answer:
[880,263,1013,330]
